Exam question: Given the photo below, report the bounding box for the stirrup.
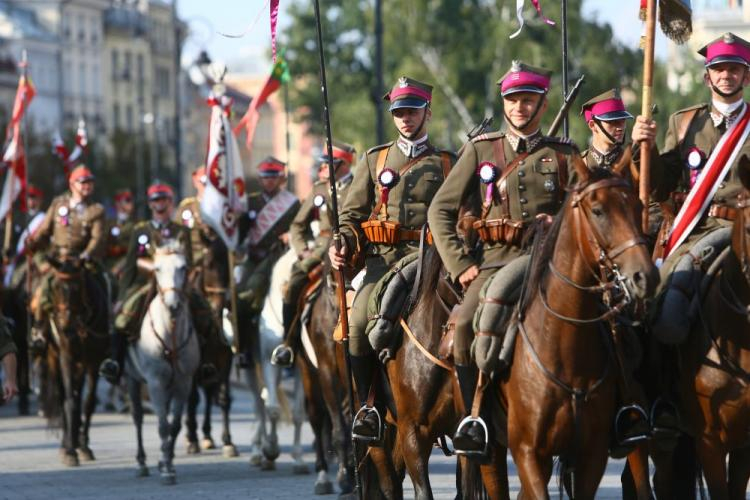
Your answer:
[650,397,681,439]
[351,405,382,443]
[270,344,294,367]
[454,415,489,457]
[614,404,650,446]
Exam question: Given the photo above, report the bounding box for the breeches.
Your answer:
[453,267,497,366]
[348,256,394,357]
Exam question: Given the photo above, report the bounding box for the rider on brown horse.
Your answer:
[27,165,108,353]
[329,76,455,443]
[99,182,218,384]
[272,142,355,368]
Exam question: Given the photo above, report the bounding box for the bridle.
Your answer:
[542,176,648,324]
[148,256,192,368]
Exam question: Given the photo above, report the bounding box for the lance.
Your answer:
[561,0,570,138]
[640,0,657,234]
[311,0,363,498]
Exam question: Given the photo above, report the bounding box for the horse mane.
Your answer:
[412,245,447,315]
[519,167,617,315]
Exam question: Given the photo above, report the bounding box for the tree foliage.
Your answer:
[282,0,706,153]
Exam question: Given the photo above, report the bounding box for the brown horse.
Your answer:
[494,161,658,498]
[653,157,750,499]
[184,235,238,457]
[39,256,109,466]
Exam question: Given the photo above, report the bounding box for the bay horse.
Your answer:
[497,160,658,498]
[125,241,200,484]
[654,156,750,499]
[184,234,238,457]
[39,255,109,466]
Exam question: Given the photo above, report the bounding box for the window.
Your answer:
[90,16,98,43]
[123,51,131,80]
[111,49,119,80]
[79,62,86,95]
[156,67,170,98]
[113,103,120,130]
[126,105,133,131]
[78,14,85,41]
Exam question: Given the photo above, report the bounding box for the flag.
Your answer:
[201,93,248,250]
[0,63,35,220]
[233,55,290,152]
[509,0,556,39]
[270,0,280,62]
[51,119,88,176]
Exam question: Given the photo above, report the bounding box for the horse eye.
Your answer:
[591,206,604,217]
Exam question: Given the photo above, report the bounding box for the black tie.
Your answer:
[517,138,526,154]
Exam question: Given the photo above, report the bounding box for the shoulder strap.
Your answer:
[369,146,391,220]
[440,152,452,178]
[677,108,700,146]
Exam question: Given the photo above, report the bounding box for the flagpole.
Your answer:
[640,0,657,234]
[312,0,362,497]
[561,0,570,138]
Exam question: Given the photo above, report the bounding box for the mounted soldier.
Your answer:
[175,167,212,268]
[581,89,635,171]
[272,142,356,367]
[98,181,218,384]
[236,157,299,364]
[641,32,750,344]
[428,61,585,455]
[26,165,107,353]
[329,76,455,443]
[104,188,135,284]
[3,184,46,291]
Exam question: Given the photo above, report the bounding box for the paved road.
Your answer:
[0,379,655,499]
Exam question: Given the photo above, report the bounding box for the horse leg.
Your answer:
[201,384,215,449]
[571,442,610,500]
[697,437,728,500]
[479,445,510,500]
[367,446,403,500]
[620,442,652,500]
[218,376,238,457]
[260,362,281,468]
[316,362,353,493]
[512,443,552,500]
[150,384,175,485]
[246,364,266,466]
[78,367,99,461]
[728,445,750,500]
[398,421,433,500]
[290,369,309,474]
[185,379,200,454]
[58,351,79,467]
[127,375,148,477]
[165,392,187,484]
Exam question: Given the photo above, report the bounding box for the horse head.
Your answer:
[566,152,659,301]
[153,240,188,315]
[47,256,85,335]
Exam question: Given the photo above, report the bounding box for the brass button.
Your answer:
[518,160,525,166]
[520,197,528,204]
[518,171,525,177]
[522,211,529,217]
[407,197,414,202]
[518,185,526,191]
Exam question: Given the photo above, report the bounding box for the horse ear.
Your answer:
[571,151,589,184]
[739,155,750,192]
[613,144,633,177]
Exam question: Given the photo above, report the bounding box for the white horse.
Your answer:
[124,241,200,485]
[245,246,309,473]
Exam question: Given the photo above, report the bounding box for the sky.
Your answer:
[176,0,694,76]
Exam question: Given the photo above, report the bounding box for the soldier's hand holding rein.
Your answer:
[631,115,658,148]
[328,241,347,271]
[458,264,480,289]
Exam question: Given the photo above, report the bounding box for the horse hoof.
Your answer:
[160,472,176,485]
[249,452,262,467]
[222,444,238,458]
[262,444,280,462]
[135,465,149,477]
[77,447,95,462]
[186,442,200,454]
[201,438,216,450]
[313,480,333,495]
[292,462,310,475]
[61,452,79,467]
[260,457,275,471]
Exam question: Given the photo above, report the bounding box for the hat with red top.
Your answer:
[27,184,43,199]
[699,32,750,68]
[580,89,634,123]
[498,60,552,97]
[114,188,133,203]
[257,156,286,178]
[147,182,174,201]
[384,76,433,112]
[69,165,95,183]
[318,141,356,165]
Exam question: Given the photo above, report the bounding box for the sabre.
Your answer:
[311,0,363,497]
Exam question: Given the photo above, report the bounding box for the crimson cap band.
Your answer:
[384,76,433,112]
[498,61,552,97]
[580,89,633,123]
[318,141,356,165]
[147,182,174,201]
[27,184,43,199]
[258,156,286,178]
[114,188,133,202]
[69,165,95,183]
[699,32,750,68]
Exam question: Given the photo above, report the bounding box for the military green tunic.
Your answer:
[653,102,749,280]
[428,131,577,364]
[30,193,105,261]
[339,139,455,356]
[175,196,218,265]
[104,216,134,279]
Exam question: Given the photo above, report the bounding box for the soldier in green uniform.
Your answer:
[635,33,750,343]
[27,165,107,352]
[104,189,135,283]
[428,61,581,454]
[4,184,47,291]
[99,182,218,383]
[271,142,356,367]
[581,89,635,170]
[329,76,455,441]
[175,167,212,265]
[236,157,299,363]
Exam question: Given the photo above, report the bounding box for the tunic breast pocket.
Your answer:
[531,161,562,211]
[406,170,443,203]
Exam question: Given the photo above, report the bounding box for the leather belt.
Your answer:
[708,204,738,221]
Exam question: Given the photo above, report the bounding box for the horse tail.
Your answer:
[459,455,489,500]
[39,354,63,428]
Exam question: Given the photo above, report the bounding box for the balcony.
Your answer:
[103,8,149,37]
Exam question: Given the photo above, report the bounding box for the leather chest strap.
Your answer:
[369,146,433,220]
